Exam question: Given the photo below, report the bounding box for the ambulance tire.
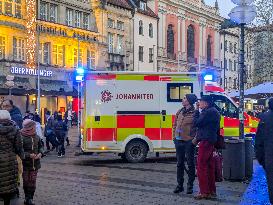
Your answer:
[125,140,148,163]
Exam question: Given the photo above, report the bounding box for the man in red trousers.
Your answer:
[193,95,220,200]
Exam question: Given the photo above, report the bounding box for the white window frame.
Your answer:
[74,48,83,68]
[66,8,73,26]
[0,36,5,59]
[49,3,58,22]
[83,13,90,30]
[13,37,26,61]
[39,42,50,64]
[117,21,124,30]
[117,35,123,54]
[52,45,64,66]
[40,1,48,20]
[75,11,82,28]
[140,1,146,10]
[108,18,114,28]
[149,48,154,63]
[108,33,114,53]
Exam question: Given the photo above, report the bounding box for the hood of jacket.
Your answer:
[0,120,18,136]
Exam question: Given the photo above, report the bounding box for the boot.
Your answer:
[26,198,35,205]
[186,183,193,194]
[173,185,184,193]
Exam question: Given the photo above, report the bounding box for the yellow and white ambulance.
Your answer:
[81,71,259,162]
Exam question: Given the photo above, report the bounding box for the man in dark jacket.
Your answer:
[173,94,197,194]
[255,98,273,204]
[2,99,23,129]
[54,115,68,157]
[193,95,220,200]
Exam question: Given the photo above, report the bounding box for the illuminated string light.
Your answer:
[26,0,36,69]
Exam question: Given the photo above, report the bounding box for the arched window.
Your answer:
[167,24,174,58]
[207,35,212,63]
[139,20,143,35]
[187,25,195,61]
[149,23,153,38]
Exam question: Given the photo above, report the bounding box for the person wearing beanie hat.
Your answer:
[193,95,220,200]
[0,110,24,205]
[255,97,273,204]
[173,94,197,194]
[21,119,43,205]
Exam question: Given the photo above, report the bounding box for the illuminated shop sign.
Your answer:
[10,66,53,77]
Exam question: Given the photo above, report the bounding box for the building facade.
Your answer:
[219,26,254,92]
[93,0,134,71]
[130,0,158,71]
[0,0,106,122]
[155,0,223,74]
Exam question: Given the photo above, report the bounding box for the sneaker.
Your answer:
[61,154,65,157]
[57,154,62,158]
[173,186,184,194]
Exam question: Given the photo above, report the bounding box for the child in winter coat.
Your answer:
[21,119,43,205]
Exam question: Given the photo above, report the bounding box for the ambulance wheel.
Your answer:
[125,140,148,163]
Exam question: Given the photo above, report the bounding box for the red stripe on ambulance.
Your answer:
[117,115,145,128]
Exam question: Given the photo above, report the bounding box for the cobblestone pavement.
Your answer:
[1,128,257,205]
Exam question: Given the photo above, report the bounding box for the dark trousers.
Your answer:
[58,138,65,155]
[23,170,38,200]
[174,139,195,188]
[0,193,16,205]
[265,147,273,204]
[197,141,216,195]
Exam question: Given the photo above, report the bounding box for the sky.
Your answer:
[204,0,236,18]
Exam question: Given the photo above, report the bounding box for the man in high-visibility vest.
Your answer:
[255,98,273,204]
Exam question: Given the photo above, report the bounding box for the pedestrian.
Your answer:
[54,115,68,157]
[23,111,31,120]
[44,114,57,151]
[0,110,24,205]
[67,108,72,128]
[173,94,197,194]
[255,98,273,204]
[21,119,43,205]
[193,95,220,200]
[34,114,44,148]
[1,99,23,129]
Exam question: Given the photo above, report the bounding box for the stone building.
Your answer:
[155,0,223,73]
[92,0,134,71]
[0,0,106,121]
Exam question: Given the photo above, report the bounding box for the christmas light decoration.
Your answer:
[26,0,36,69]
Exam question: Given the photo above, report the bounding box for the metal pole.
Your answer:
[224,33,226,90]
[239,23,245,140]
[37,30,41,114]
[77,82,80,137]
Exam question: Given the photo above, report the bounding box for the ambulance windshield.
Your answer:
[211,95,238,118]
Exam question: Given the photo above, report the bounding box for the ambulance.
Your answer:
[80,71,259,162]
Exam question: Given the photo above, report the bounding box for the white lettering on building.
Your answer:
[10,67,53,77]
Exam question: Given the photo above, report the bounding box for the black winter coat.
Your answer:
[0,120,24,195]
[255,110,273,204]
[194,106,220,144]
[22,134,43,171]
[10,106,23,129]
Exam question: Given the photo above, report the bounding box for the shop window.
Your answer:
[167,83,193,102]
[108,33,113,53]
[53,45,64,66]
[13,37,25,61]
[65,8,73,26]
[211,95,238,118]
[139,20,143,35]
[83,13,90,30]
[74,48,83,68]
[39,42,50,64]
[149,48,153,63]
[0,36,5,59]
[139,46,143,62]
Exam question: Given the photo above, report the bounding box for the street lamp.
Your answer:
[229,0,256,140]
[223,0,257,181]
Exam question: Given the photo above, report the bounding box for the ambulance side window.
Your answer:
[212,95,238,118]
[167,83,193,102]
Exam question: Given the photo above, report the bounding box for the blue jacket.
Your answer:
[194,106,220,144]
[9,106,23,129]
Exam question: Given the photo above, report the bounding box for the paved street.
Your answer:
[1,128,270,205]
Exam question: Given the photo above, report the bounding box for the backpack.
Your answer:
[54,121,67,139]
